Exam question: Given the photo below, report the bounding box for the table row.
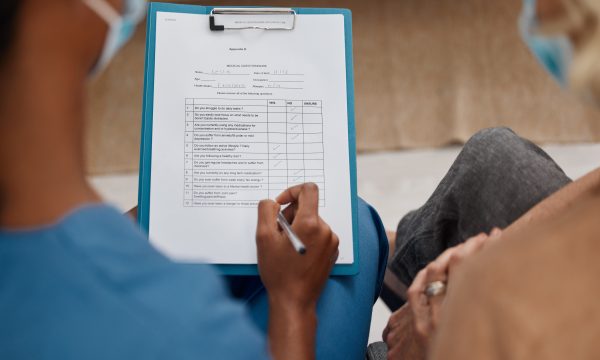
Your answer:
[184,132,324,143]
[185,98,322,107]
[185,112,323,123]
[184,176,325,184]
[184,122,323,133]
[185,105,322,113]
[184,169,325,177]
[183,199,326,208]
[184,159,325,170]
[183,189,325,204]
[185,142,325,153]
[184,153,324,160]
[183,183,326,192]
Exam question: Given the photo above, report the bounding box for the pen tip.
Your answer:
[299,248,306,255]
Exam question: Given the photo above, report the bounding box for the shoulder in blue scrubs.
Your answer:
[0,205,270,359]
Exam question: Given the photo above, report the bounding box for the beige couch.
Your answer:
[86,0,600,174]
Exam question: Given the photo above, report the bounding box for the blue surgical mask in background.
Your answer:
[83,0,147,75]
[519,0,574,86]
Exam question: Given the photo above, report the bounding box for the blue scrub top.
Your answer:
[0,204,270,359]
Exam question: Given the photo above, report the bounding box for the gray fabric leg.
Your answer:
[389,127,572,287]
[365,342,388,360]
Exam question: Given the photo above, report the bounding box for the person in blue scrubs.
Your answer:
[0,0,388,359]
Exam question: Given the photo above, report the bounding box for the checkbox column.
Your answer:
[267,100,288,198]
[286,100,304,186]
[303,100,324,206]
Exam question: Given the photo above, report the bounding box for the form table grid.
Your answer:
[183,98,325,208]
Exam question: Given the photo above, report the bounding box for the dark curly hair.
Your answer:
[0,0,20,59]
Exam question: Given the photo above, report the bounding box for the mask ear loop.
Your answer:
[82,0,123,77]
[83,0,121,24]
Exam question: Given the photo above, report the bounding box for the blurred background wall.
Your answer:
[85,0,600,174]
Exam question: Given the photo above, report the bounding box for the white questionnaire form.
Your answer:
[149,11,353,265]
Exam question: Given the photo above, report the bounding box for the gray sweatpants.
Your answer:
[389,127,572,288]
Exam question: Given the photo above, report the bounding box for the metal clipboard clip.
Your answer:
[209,8,296,31]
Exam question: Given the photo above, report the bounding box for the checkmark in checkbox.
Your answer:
[291,134,300,140]
[273,153,282,159]
[290,114,299,121]
[294,170,303,175]
[273,161,283,167]
[290,107,297,112]
[272,144,281,151]
[291,125,299,130]
[293,176,303,182]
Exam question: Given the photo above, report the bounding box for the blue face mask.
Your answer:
[519,0,574,86]
[83,0,147,75]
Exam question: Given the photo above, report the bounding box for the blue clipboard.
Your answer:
[138,2,359,276]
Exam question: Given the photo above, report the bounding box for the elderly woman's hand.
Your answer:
[383,303,427,360]
[384,228,502,359]
[408,229,502,339]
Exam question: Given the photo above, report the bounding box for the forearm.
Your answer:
[507,167,600,234]
[267,300,317,360]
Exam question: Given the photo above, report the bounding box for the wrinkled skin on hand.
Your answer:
[384,229,502,359]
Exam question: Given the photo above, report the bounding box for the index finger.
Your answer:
[430,244,463,271]
[256,200,280,237]
[407,268,431,336]
[276,183,319,218]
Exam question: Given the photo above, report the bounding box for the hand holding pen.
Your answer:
[255,183,340,309]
